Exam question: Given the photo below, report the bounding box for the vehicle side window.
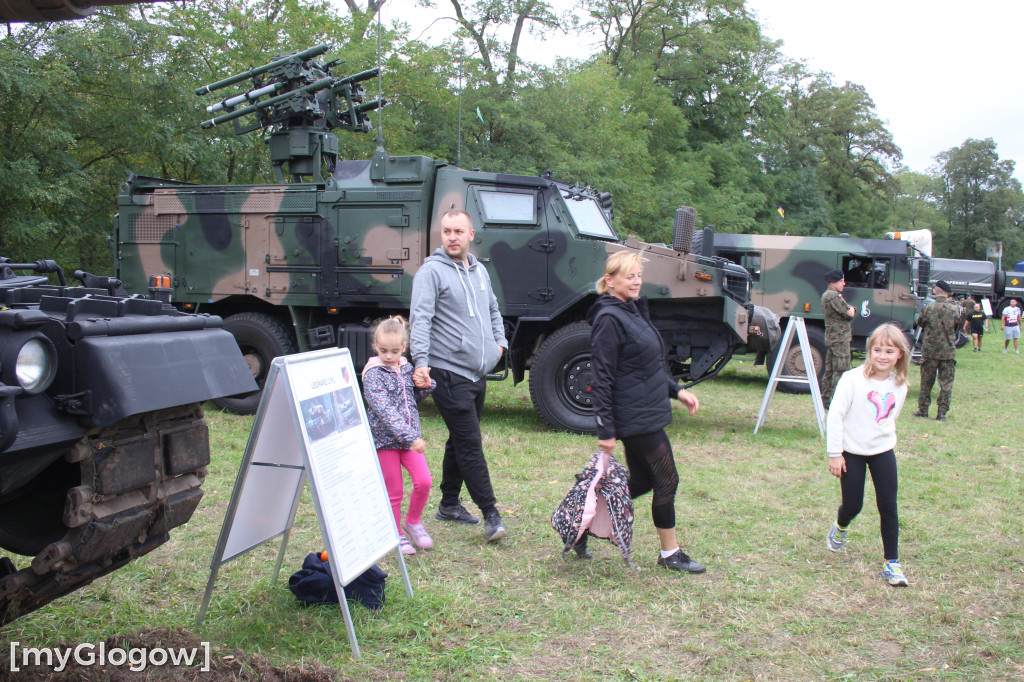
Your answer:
[476,189,537,225]
[744,253,762,283]
[718,250,761,283]
[842,256,889,289]
[872,259,890,289]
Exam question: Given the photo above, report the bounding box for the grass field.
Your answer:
[2,350,1022,680]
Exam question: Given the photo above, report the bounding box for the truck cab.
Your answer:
[713,234,923,392]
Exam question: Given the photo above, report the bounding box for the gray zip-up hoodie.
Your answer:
[410,248,507,382]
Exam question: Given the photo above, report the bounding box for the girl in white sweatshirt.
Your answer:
[825,323,911,586]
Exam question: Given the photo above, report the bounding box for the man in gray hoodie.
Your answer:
[411,209,509,542]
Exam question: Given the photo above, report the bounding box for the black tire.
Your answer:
[528,321,598,435]
[214,312,298,414]
[766,323,827,394]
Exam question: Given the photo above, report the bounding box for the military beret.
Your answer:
[935,280,952,294]
[824,269,844,283]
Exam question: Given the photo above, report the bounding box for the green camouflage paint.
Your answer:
[713,233,926,391]
[113,50,763,433]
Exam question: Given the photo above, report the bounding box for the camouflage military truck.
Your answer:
[916,257,1024,319]
[712,234,927,392]
[0,260,256,623]
[112,46,770,434]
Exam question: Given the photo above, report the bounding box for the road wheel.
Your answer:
[766,323,827,394]
[214,312,298,414]
[528,322,597,435]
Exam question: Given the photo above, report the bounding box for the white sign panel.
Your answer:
[199,348,412,660]
[284,351,397,584]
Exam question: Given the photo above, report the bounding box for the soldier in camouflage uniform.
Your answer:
[821,269,856,407]
[914,281,964,421]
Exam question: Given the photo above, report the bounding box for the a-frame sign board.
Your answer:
[196,348,413,659]
[754,316,826,437]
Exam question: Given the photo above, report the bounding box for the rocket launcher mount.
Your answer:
[196,44,386,184]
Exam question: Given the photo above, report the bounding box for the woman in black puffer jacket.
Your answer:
[586,250,706,574]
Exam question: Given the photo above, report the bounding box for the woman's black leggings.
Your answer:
[836,449,900,561]
[620,429,679,530]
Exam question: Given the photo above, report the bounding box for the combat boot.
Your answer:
[912,410,928,418]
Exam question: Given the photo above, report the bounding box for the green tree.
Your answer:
[443,0,561,89]
[0,12,220,269]
[760,63,901,237]
[892,169,945,245]
[583,0,775,233]
[934,138,1021,260]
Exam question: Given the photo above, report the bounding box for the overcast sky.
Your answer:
[749,0,1024,180]
[386,0,1023,181]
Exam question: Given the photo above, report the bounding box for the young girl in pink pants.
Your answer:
[362,316,435,555]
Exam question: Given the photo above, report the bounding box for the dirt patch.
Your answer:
[0,629,346,681]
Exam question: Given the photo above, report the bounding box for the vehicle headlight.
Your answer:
[13,337,57,394]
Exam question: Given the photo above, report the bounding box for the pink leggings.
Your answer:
[377,449,432,532]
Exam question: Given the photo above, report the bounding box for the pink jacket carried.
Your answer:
[551,451,634,563]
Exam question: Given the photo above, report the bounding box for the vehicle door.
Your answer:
[841,254,895,340]
[330,199,422,303]
[465,185,547,316]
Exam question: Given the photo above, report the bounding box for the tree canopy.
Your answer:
[1,0,1020,271]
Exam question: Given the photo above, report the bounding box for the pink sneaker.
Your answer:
[398,535,416,555]
[402,521,434,550]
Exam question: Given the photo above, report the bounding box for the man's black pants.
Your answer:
[430,368,497,515]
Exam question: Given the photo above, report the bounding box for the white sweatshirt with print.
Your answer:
[826,368,908,457]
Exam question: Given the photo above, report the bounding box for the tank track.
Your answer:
[0,403,209,624]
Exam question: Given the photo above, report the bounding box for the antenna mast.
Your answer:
[457,45,464,168]
[376,3,384,149]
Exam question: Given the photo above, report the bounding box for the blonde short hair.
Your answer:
[596,251,646,294]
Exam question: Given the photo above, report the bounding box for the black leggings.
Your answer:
[836,449,899,561]
[620,429,679,530]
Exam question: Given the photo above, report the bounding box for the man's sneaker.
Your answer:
[826,522,848,552]
[657,549,706,574]
[882,559,908,586]
[912,410,928,418]
[435,502,479,525]
[935,413,947,421]
[398,535,416,555]
[483,510,507,542]
[403,521,434,550]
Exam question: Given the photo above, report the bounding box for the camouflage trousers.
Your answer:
[918,357,956,415]
[821,342,851,406]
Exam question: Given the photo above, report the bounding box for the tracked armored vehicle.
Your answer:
[0,0,156,22]
[113,46,771,434]
[0,260,256,623]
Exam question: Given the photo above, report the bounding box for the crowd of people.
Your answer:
[358,219,1016,588]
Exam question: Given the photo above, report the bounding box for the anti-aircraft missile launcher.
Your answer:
[113,45,773,434]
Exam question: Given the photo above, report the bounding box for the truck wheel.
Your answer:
[214,312,298,414]
[767,323,827,394]
[528,322,597,435]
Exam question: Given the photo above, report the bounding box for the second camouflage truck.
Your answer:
[112,45,770,434]
[712,233,927,392]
